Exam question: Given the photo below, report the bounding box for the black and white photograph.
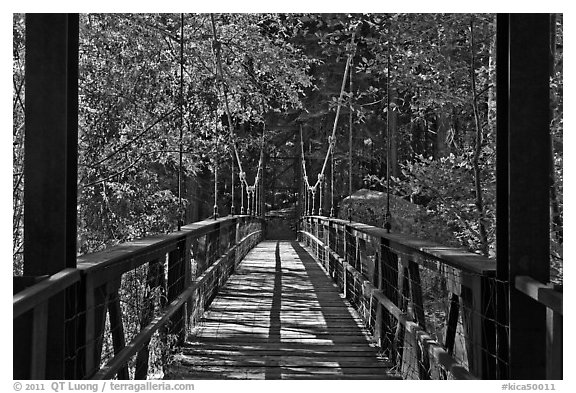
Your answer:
[10,6,566,386]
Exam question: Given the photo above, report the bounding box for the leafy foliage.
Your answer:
[13,12,562,302]
[74,13,314,254]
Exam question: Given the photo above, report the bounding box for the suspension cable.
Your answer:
[211,15,269,217]
[300,30,356,195]
[254,184,258,216]
[230,149,235,215]
[330,135,335,217]
[304,181,308,217]
[316,31,356,190]
[384,31,392,233]
[178,13,185,230]
[210,13,244,216]
[299,123,308,217]
[311,187,316,216]
[213,155,219,219]
[347,39,354,222]
[318,173,324,215]
[240,170,245,214]
[299,124,309,188]
[247,186,252,215]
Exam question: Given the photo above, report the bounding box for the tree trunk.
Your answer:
[435,108,450,158]
[487,16,497,143]
[470,17,490,257]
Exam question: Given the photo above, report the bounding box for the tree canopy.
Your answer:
[13,13,563,282]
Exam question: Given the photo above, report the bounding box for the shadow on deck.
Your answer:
[166,241,396,380]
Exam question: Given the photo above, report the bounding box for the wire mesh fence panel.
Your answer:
[13,216,263,380]
[298,216,502,380]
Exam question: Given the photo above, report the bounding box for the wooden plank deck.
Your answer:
[167,240,396,380]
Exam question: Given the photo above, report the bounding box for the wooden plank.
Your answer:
[107,293,128,380]
[168,364,396,380]
[175,354,390,367]
[181,348,381,356]
[168,240,394,380]
[13,268,80,318]
[444,293,460,355]
[515,275,562,315]
[76,216,240,286]
[182,342,381,351]
[29,302,48,379]
[546,309,562,379]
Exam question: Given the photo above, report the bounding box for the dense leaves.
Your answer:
[13,13,562,278]
[75,13,314,254]
[13,14,25,275]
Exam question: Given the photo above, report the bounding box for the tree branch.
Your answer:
[83,107,177,169]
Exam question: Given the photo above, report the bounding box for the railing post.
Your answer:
[357,238,368,317]
[379,240,399,360]
[497,13,551,379]
[345,225,356,269]
[444,293,460,357]
[135,259,166,380]
[546,308,562,379]
[327,220,334,277]
[84,278,110,378]
[232,216,240,268]
[107,288,129,380]
[460,272,497,379]
[207,223,221,266]
[22,13,80,379]
[394,257,410,374]
[168,240,188,344]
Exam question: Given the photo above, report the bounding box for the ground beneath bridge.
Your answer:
[166,241,395,380]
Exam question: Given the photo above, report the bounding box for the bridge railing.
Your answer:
[299,216,500,380]
[13,215,263,380]
[514,275,563,379]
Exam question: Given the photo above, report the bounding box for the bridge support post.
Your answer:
[497,13,551,379]
[460,273,497,379]
[20,13,79,379]
[379,241,399,360]
[168,239,189,343]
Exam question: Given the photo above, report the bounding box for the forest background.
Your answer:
[11,13,563,282]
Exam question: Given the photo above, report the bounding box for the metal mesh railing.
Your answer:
[299,216,507,380]
[13,215,263,380]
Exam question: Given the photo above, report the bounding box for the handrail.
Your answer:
[515,275,562,315]
[299,216,496,380]
[310,216,495,275]
[300,227,476,380]
[76,216,236,283]
[13,268,81,319]
[92,228,262,380]
[13,215,264,380]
